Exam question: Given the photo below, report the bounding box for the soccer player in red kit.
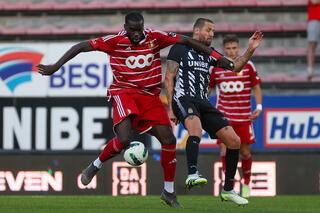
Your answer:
[209,34,262,198]
[37,11,232,207]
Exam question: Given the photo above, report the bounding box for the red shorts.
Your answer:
[217,123,255,145]
[111,93,171,133]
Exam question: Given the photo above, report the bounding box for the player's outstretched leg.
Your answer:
[81,137,124,185]
[185,171,208,190]
[220,189,249,206]
[185,136,207,190]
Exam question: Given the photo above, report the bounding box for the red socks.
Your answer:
[241,157,252,185]
[161,144,177,181]
[98,137,124,162]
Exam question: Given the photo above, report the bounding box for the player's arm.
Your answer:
[165,60,179,125]
[249,84,262,121]
[177,31,263,72]
[311,0,320,4]
[231,31,263,72]
[38,41,94,76]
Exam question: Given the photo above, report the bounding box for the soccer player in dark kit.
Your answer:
[165,18,262,205]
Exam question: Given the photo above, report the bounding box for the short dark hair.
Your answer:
[125,11,144,24]
[193,18,214,30]
[223,34,239,45]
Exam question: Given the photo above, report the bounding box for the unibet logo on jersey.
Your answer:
[125,54,154,69]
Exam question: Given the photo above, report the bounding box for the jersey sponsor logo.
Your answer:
[125,54,154,69]
[264,108,320,148]
[219,81,244,93]
[0,47,43,93]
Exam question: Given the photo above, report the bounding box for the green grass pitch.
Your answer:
[0,195,319,213]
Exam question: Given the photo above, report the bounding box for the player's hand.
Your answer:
[249,109,262,121]
[37,64,60,76]
[168,109,179,125]
[248,31,263,51]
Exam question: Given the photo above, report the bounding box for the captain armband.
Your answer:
[218,56,235,71]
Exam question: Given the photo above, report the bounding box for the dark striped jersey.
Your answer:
[167,43,218,101]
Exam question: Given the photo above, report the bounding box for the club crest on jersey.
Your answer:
[148,41,155,49]
[168,32,177,37]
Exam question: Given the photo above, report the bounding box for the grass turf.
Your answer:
[0,195,319,213]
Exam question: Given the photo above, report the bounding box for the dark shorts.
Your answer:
[172,96,229,139]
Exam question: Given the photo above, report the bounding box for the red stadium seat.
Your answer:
[282,0,307,7]
[283,48,306,56]
[282,22,307,32]
[215,23,230,32]
[256,0,282,7]
[256,23,282,32]
[126,0,154,9]
[27,0,55,10]
[26,26,54,35]
[229,23,256,32]
[51,26,78,35]
[52,0,82,10]
[97,0,129,9]
[203,0,229,7]
[1,26,27,35]
[229,0,257,7]
[177,0,206,8]
[154,0,180,8]
[255,47,285,56]
[2,1,31,10]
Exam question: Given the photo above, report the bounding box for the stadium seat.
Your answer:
[229,0,257,7]
[256,0,282,7]
[229,23,256,32]
[2,1,30,10]
[27,0,55,10]
[255,47,285,56]
[282,22,307,32]
[203,0,229,7]
[282,0,307,7]
[153,0,180,9]
[0,26,27,35]
[51,26,78,35]
[256,23,282,32]
[126,0,154,9]
[177,0,206,8]
[26,26,53,35]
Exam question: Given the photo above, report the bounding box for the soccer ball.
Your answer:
[123,141,148,166]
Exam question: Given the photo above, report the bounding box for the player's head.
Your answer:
[223,34,240,60]
[124,11,145,45]
[192,18,214,46]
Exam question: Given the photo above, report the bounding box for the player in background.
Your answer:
[209,34,262,198]
[37,11,237,208]
[165,18,262,205]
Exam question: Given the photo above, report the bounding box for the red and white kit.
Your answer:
[210,61,261,144]
[89,29,181,132]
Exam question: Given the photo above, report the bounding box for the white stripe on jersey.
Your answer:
[114,45,159,53]
[219,93,251,98]
[128,73,162,82]
[219,99,250,103]
[118,65,162,75]
[114,95,126,118]
[216,75,250,80]
[219,110,251,116]
[217,105,251,110]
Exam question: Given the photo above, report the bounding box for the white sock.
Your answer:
[93,158,102,169]
[164,181,174,193]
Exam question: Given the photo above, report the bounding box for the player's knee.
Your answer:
[118,136,130,147]
[188,128,202,138]
[228,134,240,149]
[240,149,251,159]
[162,134,176,145]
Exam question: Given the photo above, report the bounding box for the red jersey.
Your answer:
[308,0,320,21]
[89,29,180,97]
[209,61,261,124]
